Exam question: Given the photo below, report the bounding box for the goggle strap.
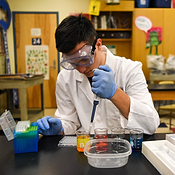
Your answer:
[91,37,98,55]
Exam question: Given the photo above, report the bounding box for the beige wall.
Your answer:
[6,0,90,73]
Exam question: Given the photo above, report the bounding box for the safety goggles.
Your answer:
[60,42,96,70]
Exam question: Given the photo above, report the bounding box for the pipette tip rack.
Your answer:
[0,110,39,154]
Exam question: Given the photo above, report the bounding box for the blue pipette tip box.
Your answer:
[13,122,39,154]
[0,110,39,154]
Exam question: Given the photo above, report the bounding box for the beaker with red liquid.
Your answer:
[94,128,108,152]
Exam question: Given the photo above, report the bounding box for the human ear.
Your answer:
[96,38,102,50]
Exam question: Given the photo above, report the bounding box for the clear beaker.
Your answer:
[111,127,125,139]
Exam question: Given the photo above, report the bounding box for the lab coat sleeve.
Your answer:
[54,73,81,135]
[126,95,160,135]
[119,61,160,135]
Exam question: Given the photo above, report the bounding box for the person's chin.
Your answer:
[84,72,93,77]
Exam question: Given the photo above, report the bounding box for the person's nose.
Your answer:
[76,65,86,73]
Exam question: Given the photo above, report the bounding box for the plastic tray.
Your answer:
[142,140,175,175]
[84,138,132,168]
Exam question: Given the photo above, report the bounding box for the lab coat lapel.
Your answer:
[75,71,93,105]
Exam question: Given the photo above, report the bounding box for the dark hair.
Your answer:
[55,14,97,53]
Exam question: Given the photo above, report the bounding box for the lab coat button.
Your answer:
[96,119,101,123]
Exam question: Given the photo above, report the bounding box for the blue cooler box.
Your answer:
[150,0,171,8]
[135,0,150,8]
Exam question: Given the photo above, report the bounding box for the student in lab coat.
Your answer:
[36,14,160,135]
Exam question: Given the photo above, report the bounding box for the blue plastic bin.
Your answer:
[13,123,39,154]
[135,0,150,8]
[150,0,171,8]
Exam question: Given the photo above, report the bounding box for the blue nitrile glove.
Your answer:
[92,65,117,99]
[36,116,63,135]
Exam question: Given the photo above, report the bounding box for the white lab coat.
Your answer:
[55,46,160,135]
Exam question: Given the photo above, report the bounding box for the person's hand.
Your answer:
[36,116,63,135]
[92,65,117,99]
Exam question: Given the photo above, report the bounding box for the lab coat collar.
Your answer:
[75,70,94,104]
[103,45,117,74]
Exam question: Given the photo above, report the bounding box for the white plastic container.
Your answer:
[0,110,16,141]
[166,134,175,146]
[84,138,132,168]
[142,140,175,175]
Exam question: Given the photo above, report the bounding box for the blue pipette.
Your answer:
[89,95,99,133]
[89,68,100,133]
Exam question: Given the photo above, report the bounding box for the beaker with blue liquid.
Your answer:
[130,128,143,151]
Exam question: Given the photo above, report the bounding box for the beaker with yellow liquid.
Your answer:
[76,130,90,152]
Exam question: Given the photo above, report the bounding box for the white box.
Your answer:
[166,134,175,146]
[142,140,175,175]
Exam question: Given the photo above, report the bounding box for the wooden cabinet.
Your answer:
[91,1,134,59]
[163,10,175,58]
[91,2,175,81]
[132,8,175,80]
